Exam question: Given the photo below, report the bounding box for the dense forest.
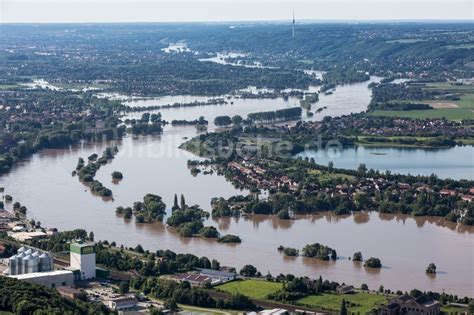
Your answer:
[0,277,111,314]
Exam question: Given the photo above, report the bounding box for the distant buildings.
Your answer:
[378,295,440,315]
[9,231,47,242]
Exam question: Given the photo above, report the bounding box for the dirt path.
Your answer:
[428,102,459,108]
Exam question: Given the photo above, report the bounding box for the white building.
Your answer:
[195,268,237,283]
[107,296,138,311]
[9,270,74,288]
[70,241,96,280]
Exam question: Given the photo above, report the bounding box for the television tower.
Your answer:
[292,9,295,38]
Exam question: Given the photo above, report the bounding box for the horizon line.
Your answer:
[1,18,474,25]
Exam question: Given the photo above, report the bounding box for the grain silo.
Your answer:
[38,252,52,272]
[29,255,39,273]
[8,255,17,275]
[16,252,25,275]
[22,255,32,274]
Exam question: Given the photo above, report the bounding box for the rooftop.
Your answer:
[57,286,82,295]
[174,273,211,283]
[71,241,95,248]
[9,231,46,241]
[196,268,236,278]
[9,270,73,280]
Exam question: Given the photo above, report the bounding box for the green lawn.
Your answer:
[297,292,389,314]
[370,108,473,121]
[216,279,283,300]
[370,83,474,121]
[441,304,469,315]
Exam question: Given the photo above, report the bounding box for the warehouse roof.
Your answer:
[9,270,73,280]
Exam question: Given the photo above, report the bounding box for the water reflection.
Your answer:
[1,76,473,296]
[295,146,474,180]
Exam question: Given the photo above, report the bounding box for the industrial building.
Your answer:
[107,296,138,311]
[196,268,237,282]
[70,241,96,280]
[9,270,74,288]
[5,246,53,275]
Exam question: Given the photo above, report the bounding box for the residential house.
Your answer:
[336,285,355,294]
[378,295,440,315]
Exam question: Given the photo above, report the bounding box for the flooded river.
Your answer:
[1,76,473,296]
[296,145,474,180]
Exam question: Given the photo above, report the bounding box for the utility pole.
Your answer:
[292,9,295,38]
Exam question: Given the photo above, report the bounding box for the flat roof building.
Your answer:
[196,268,237,281]
[107,296,138,311]
[57,286,82,299]
[9,270,74,288]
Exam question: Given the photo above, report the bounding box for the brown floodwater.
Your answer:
[1,78,473,297]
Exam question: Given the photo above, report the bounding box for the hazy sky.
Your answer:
[1,0,473,23]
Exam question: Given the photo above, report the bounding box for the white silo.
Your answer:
[31,251,40,272]
[8,255,17,275]
[17,246,26,253]
[29,255,38,273]
[22,255,31,274]
[24,248,33,255]
[39,252,52,272]
[16,252,25,274]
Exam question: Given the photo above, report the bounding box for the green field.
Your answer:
[370,82,474,121]
[217,280,390,314]
[297,292,389,314]
[441,304,469,314]
[216,279,283,300]
[370,107,473,121]
[307,169,356,182]
[355,135,474,148]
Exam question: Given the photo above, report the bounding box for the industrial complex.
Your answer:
[1,241,95,289]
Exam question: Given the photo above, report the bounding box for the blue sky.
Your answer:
[1,0,473,23]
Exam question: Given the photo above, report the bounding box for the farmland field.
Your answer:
[216,280,283,300]
[297,292,389,314]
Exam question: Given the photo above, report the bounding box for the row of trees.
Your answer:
[214,115,244,127]
[247,107,302,123]
[130,278,256,311]
[116,193,167,223]
[74,146,119,197]
[167,198,241,242]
